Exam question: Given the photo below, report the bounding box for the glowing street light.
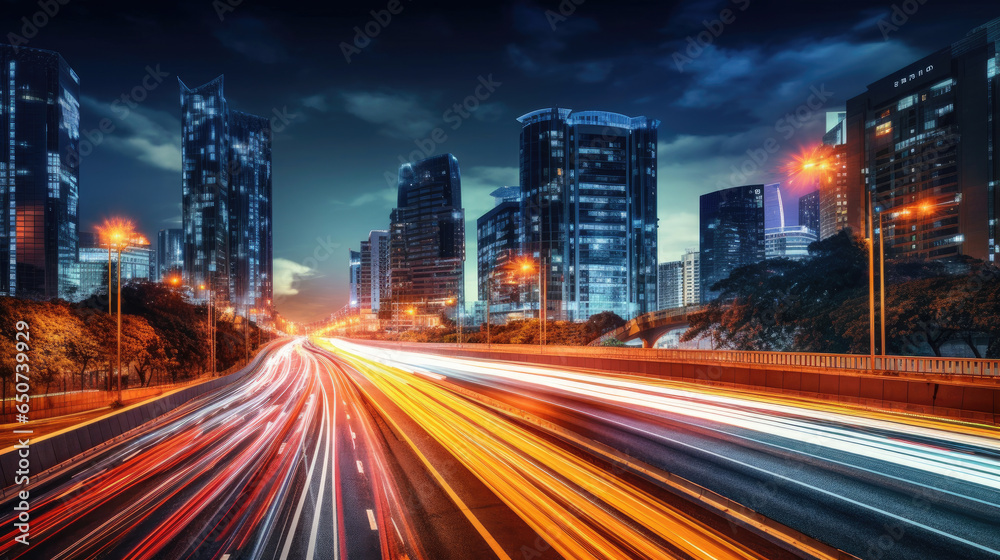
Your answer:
[96,217,142,404]
[868,199,940,364]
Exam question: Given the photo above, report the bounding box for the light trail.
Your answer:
[319,338,765,560]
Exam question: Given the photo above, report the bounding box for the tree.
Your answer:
[584,311,626,340]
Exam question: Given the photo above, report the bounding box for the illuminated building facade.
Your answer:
[700,184,765,302]
[476,186,524,320]
[799,190,821,236]
[845,17,999,262]
[0,45,81,299]
[156,228,183,281]
[389,154,464,326]
[348,249,361,310]
[180,75,272,315]
[819,113,853,240]
[518,108,659,321]
[228,110,273,315]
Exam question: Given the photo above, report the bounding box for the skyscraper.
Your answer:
[180,75,272,315]
[763,183,785,229]
[819,113,853,240]
[389,154,464,326]
[0,45,80,299]
[156,228,183,280]
[477,186,523,320]
[657,261,682,310]
[518,108,659,321]
[799,190,821,235]
[700,185,765,301]
[845,17,999,262]
[228,110,273,315]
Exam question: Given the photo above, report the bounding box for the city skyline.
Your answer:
[1,2,998,322]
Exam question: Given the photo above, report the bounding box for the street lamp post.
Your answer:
[98,218,142,403]
[868,199,937,367]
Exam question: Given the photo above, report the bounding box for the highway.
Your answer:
[2,336,997,559]
[322,339,1000,560]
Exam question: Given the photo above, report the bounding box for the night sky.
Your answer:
[4,0,997,322]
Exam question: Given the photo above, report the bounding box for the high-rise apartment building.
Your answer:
[156,228,183,281]
[657,261,683,310]
[348,249,361,310]
[799,190,821,235]
[180,75,272,315]
[0,45,80,299]
[359,230,390,316]
[681,249,701,306]
[845,17,999,262]
[389,154,464,325]
[700,185,765,301]
[518,108,659,321]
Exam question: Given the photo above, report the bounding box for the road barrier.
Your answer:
[353,340,1000,424]
[0,341,280,499]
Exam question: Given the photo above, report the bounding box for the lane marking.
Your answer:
[279,373,326,560]
[367,509,378,531]
[327,355,513,560]
[357,460,365,475]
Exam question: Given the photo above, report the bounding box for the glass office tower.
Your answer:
[389,154,464,325]
[180,76,230,303]
[799,190,821,236]
[180,76,273,315]
[518,108,659,321]
[229,110,272,315]
[0,45,80,299]
[156,228,183,280]
[477,186,524,320]
[845,17,999,262]
[699,185,766,302]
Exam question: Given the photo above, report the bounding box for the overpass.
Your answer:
[591,306,703,348]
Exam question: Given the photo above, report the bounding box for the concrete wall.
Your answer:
[386,344,1000,425]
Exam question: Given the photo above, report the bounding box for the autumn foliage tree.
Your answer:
[684,230,1000,357]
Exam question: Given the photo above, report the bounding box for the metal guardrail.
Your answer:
[354,340,1000,379]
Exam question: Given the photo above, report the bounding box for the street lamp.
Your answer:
[97,217,142,404]
[868,199,939,365]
